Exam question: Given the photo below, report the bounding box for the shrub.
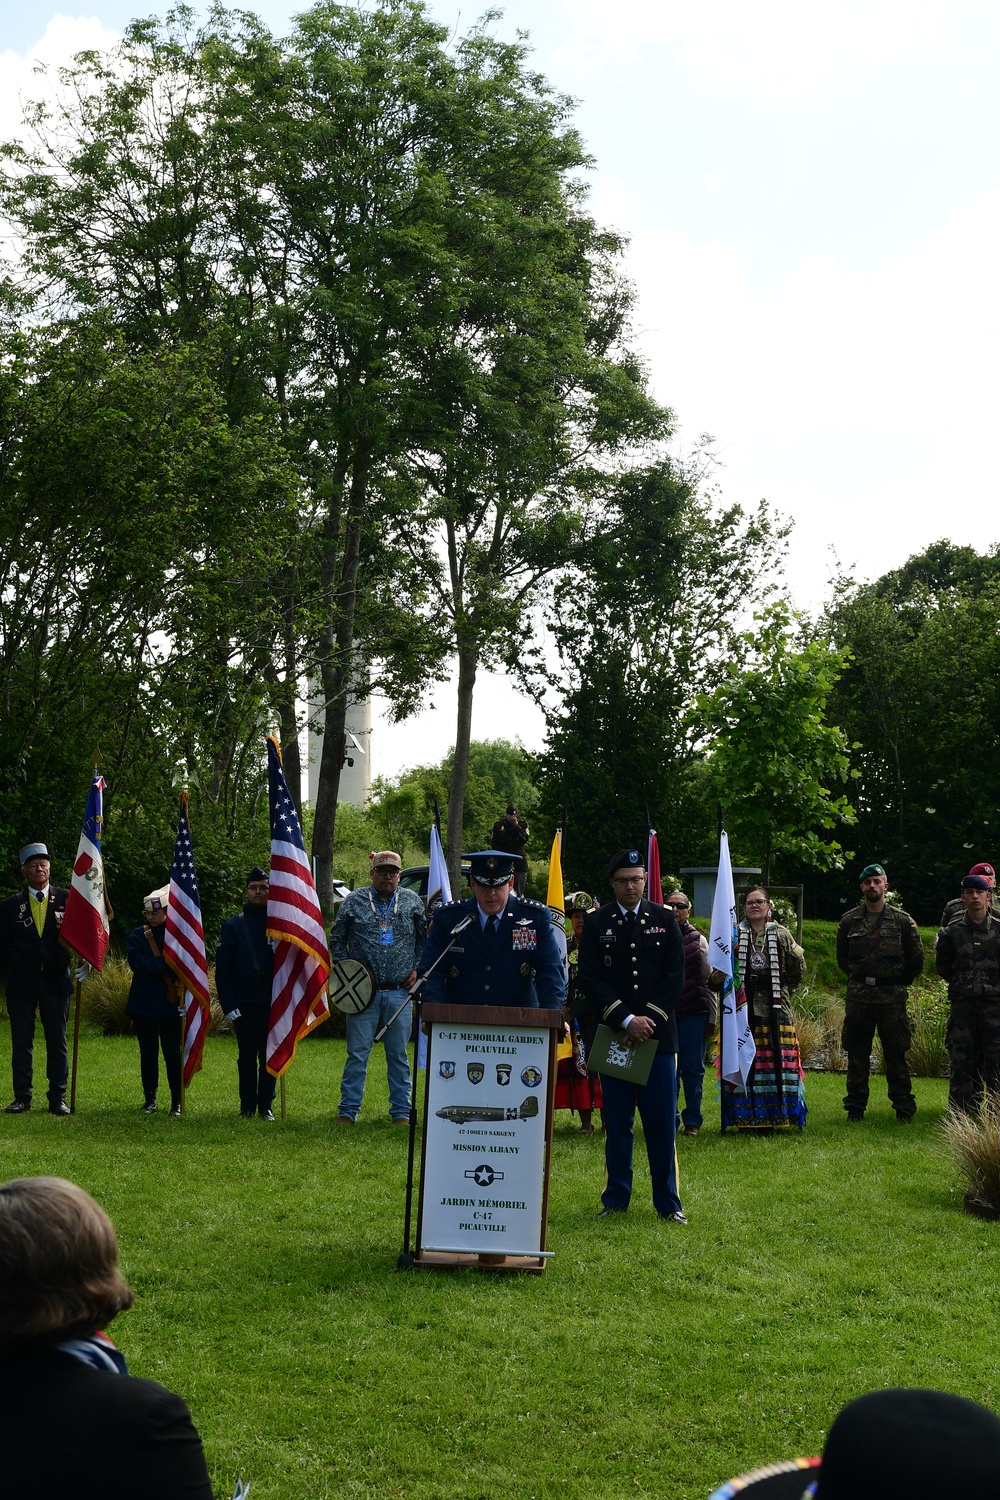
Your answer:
[81,954,233,1036]
[940,1092,1000,1213]
[790,1000,847,1072]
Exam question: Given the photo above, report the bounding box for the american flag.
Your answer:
[265,735,330,1077]
[164,795,211,1087]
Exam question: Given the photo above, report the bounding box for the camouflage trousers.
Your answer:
[946,1000,1000,1115]
[842,1000,915,1117]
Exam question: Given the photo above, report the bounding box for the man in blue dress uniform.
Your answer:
[418,851,565,1010]
[578,848,686,1222]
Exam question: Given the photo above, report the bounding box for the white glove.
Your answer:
[227,1008,242,1020]
[75,963,91,983]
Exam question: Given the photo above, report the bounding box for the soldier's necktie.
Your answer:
[484,917,497,947]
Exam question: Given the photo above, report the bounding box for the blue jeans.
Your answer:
[339,989,412,1121]
[602,1051,681,1217]
[676,1014,709,1130]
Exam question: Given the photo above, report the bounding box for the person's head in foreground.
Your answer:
[707,1387,1000,1499]
[0,1176,133,1351]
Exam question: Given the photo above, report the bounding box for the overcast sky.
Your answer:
[4,1,998,779]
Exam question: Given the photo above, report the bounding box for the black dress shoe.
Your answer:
[658,1210,689,1224]
[5,1099,30,1114]
[259,1108,275,1121]
[141,1100,157,1114]
[240,1109,255,1118]
[597,1206,627,1217]
[846,1110,865,1123]
[49,1100,71,1116]
[168,1103,182,1117]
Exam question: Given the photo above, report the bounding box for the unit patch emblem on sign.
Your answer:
[511,926,537,951]
[496,1064,511,1086]
[467,1063,485,1084]
[465,1163,504,1186]
[521,1065,543,1088]
[439,1060,456,1080]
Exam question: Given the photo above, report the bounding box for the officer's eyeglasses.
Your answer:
[247,884,269,893]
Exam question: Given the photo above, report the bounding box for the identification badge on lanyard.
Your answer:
[380,925,394,946]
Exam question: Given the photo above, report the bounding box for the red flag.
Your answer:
[61,771,111,970]
[164,795,211,1086]
[647,828,663,906]
[265,735,331,1077]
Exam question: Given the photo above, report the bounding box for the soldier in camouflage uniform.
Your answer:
[935,873,1000,1114]
[937,861,1000,934]
[836,863,924,1122]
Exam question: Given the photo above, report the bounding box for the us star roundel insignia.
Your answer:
[467,1062,485,1084]
[465,1163,504,1186]
[439,1060,456,1079]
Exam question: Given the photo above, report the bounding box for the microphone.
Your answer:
[450,914,475,935]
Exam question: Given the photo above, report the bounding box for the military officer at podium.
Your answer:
[579,847,686,1222]
[418,851,565,1010]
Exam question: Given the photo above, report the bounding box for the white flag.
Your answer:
[709,829,756,1089]
[418,822,453,1070]
[427,823,452,914]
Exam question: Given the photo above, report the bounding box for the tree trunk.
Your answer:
[276,600,302,815]
[312,446,370,913]
[446,639,478,892]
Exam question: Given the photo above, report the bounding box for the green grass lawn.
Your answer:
[1,1028,997,1500]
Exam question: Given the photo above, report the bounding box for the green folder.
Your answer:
[588,1023,658,1084]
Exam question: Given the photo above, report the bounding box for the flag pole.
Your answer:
[180,1003,187,1116]
[717,805,726,1138]
[69,976,83,1113]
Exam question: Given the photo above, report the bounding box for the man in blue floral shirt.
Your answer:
[330,850,426,1124]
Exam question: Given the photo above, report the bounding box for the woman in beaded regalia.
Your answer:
[724,885,807,1130]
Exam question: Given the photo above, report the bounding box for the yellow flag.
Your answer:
[547,830,572,1061]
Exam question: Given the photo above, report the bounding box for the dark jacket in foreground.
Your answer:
[936,913,1000,1001]
[125,923,177,1020]
[215,901,275,1014]
[836,903,924,1004]
[0,1345,214,1499]
[418,896,565,1008]
[0,887,71,1002]
[578,898,684,1052]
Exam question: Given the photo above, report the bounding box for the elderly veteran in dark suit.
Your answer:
[579,847,686,1222]
[0,842,73,1115]
[418,850,565,1009]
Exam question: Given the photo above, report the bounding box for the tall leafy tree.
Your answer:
[693,603,857,877]
[821,542,1000,918]
[536,456,788,893]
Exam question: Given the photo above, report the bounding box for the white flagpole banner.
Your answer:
[709,829,756,1089]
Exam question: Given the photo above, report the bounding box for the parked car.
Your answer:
[399,862,470,903]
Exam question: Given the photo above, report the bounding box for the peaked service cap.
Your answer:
[19,843,49,865]
[467,850,517,885]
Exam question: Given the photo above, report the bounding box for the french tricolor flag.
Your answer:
[60,771,111,971]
